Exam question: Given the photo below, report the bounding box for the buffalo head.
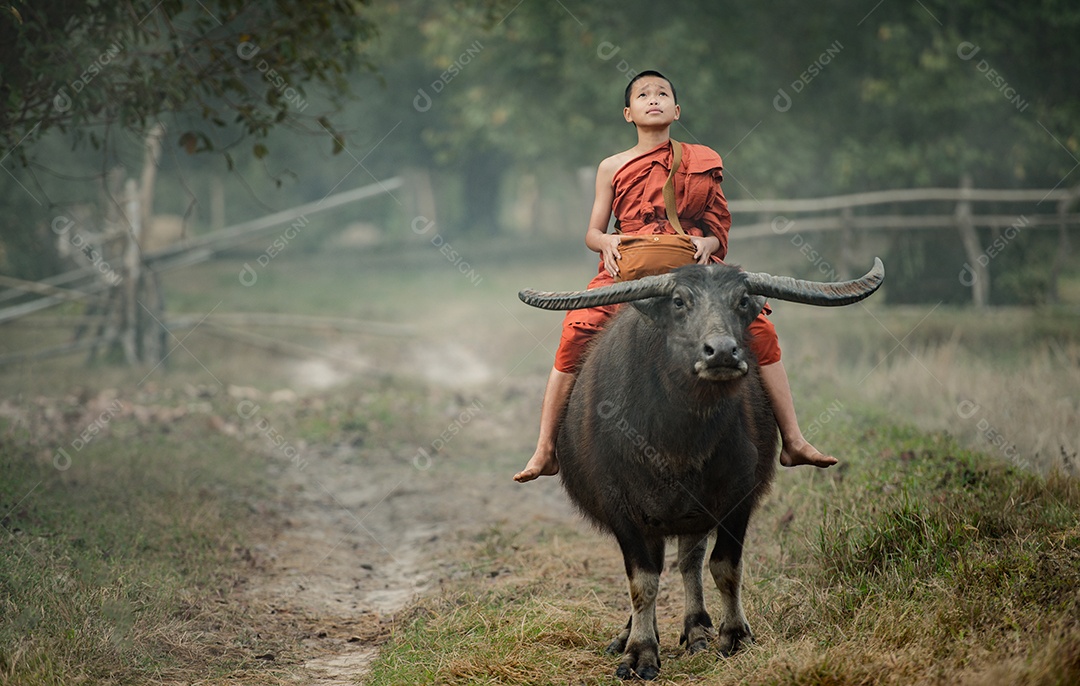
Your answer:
[519,258,885,383]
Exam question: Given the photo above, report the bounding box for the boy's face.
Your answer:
[623,76,680,127]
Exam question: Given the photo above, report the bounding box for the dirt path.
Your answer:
[235,344,573,684]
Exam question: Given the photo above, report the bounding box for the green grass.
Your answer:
[2,238,1078,684]
[0,238,570,684]
[0,402,278,685]
[367,413,1080,685]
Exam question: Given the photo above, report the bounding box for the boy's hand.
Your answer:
[690,235,720,264]
[601,234,622,277]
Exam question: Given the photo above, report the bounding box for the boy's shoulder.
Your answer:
[679,141,723,163]
[595,148,639,185]
[595,141,725,185]
[599,148,638,173]
[601,142,723,169]
[596,142,672,178]
[678,141,724,174]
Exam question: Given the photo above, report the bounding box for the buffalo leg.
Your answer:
[709,510,754,656]
[677,533,714,654]
[613,533,664,680]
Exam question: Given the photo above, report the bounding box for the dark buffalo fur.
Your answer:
[556,263,777,679]
[559,264,776,537]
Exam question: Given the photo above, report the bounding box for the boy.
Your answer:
[514,71,835,483]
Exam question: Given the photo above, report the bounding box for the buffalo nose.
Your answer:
[701,335,741,367]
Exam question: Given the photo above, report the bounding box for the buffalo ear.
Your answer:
[748,295,766,321]
[630,296,668,325]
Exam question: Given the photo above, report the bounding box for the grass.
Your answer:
[0,389,287,685]
[0,238,564,685]
[772,303,1080,475]
[367,416,1080,685]
[1,236,1078,684]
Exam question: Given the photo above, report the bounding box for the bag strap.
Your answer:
[663,139,686,235]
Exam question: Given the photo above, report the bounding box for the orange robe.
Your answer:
[553,140,781,374]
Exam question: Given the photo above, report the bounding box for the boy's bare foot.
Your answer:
[514,448,559,482]
[780,439,838,468]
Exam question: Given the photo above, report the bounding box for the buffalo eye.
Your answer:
[738,295,750,310]
[672,296,685,309]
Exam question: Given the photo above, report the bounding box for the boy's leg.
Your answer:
[514,367,576,482]
[758,360,837,468]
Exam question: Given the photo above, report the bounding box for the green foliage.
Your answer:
[3,0,1078,289]
[991,230,1062,305]
[388,0,1079,193]
[0,0,378,162]
[6,0,1078,192]
[349,0,1080,243]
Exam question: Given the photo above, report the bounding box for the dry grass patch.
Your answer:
[0,393,288,685]
[368,420,1080,685]
[772,304,1080,475]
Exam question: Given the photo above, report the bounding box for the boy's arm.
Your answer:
[584,157,621,278]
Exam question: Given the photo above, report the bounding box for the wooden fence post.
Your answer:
[1050,186,1079,303]
[839,205,854,279]
[955,175,989,307]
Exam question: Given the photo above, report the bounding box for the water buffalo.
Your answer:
[518,259,884,680]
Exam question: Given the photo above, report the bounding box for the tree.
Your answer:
[0,0,383,280]
[0,0,378,165]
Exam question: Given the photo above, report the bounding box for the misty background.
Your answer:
[2,0,1077,308]
[2,4,1080,683]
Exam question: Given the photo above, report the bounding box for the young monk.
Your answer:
[514,70,836,483]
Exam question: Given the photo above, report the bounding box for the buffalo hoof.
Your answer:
[615,663,659,681]
[684,636,710,655]
[606,636,627,656]
[615,642,660,681]
[680,611,714,655]
[606,622,631,655]
[717,620,754,656]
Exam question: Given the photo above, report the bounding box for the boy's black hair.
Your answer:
[624,70,677,108]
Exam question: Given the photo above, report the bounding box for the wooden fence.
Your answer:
[0,177,403,366]
[727,177,1080,307]
[2,174,1078,367]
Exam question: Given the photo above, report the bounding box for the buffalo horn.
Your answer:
[518,258,885,311]
[744,257,885,306]
[518,273,677,310]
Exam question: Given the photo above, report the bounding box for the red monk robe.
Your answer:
[553,140,782,374]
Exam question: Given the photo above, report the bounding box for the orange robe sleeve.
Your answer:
[676,143,731,262]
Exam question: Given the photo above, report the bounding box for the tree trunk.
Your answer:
[461,152,505,235]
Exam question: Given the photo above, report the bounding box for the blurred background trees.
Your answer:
[2,0,1077,302]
